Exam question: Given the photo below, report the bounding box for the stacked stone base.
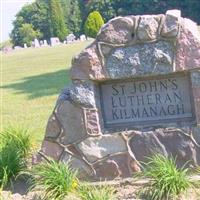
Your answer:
[33,91,200,180]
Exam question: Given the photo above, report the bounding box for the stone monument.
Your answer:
[50,37,60,46]
[80,34,86,41]
[35,10,200,180]
[24,43,27,48]
[66,33,76,43]
[43,40,48,46]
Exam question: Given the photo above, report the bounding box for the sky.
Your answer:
[1,0,34,42]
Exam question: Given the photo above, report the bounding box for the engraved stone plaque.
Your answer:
[100,73,195,128]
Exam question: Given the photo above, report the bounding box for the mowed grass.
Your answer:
[1,41,92,144]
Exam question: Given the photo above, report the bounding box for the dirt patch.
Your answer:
[1,177,200,200]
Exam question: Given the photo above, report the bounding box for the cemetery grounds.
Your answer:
[1,28,200,199]
[1,41,91,144]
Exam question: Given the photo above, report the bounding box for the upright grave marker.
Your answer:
[35,10,200,180]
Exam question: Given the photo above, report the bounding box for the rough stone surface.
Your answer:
[192,126,200,146]
[191,71,200,87]
[45,114,60,138]
[93,159,120,180]
[70,44,105,80]
[56,87,70,105]
[176,18,200,70]
[137,16,159,41]
[78,134,127,163]
[129,129,199,168]
[93,153,139,180]
[191,71,200,124]
[106,41,174,78]
[156,129,198,167]
[56,101,87,145]
[193,87,200,124]
[66,144,83,158]
[97,17,134,44]
[69,82,96,108]
[61,151,94,178]
[128,131,168,163]
[161,11,180,37]
[32,152,44,165]
[40,140,63,161]
[83,108,101,136]
[99,43,113,57]
[191,70,200,125]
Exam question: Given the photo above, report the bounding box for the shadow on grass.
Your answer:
[2,69,71,99]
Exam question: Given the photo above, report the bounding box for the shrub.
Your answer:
[78,184,116,200]
[49,0,68,41]
[30,159,78,200]
[84,11,104,38]
[19,23,42,47]
[0,126,32,188]
[137,154,193,200]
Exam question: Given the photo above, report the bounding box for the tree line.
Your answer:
[11,0,200,47]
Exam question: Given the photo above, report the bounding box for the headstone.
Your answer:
[43,40,48,46]
[35,10,200,180]
[14,46,22,50]
[80,34,86,41]
[2,46,12,53]
[24,43,27,48]
[50,37,60,46]
[34,39,40,48]
[66,33,76,43]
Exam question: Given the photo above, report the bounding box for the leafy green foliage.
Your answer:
[10,0,200,46]
[11,0,84,46]
[0,127,32,188]
[10,1,48,46]
[0,40,12,51]
[0,168,8,192]
[61,0,83,35]
[137,154,193,200]
[10,16,25,46]
[85,0,116,21]
[19,23,41,47]
[78,184,116,200]
[84,11,104,38]
[49,0,68,41]
[30,159,78,200]
[85,0,200,24]
[28,0,51,40]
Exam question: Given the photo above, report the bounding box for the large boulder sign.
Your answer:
[35,10,200,180]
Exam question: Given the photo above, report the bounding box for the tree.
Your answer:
[10,0,200,46]
[84,0,200,25]
[30,0,51,40]
[49,0,68,41]
[85,0,115,21]
[84,11,104,38]
[19,23,41,46]
[10,1,50,46]
[10,16,25,46]
[0,40,13,51]
[61,0,83,35]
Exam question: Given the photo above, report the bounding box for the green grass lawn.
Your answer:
[1,41,92,143]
